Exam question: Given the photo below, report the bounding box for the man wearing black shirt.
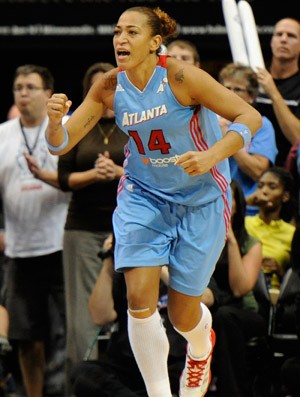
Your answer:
[256,18,300,166]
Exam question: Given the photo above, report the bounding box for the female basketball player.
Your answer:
[45,6,262,397]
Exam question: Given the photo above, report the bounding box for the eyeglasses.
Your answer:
[224,86,248,94]
[13,84,45,94]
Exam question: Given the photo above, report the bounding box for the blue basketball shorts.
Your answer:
[113,179,231,296]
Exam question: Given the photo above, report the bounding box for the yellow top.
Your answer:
[245,214,295,288]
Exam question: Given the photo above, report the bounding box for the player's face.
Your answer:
[113,11,161,69]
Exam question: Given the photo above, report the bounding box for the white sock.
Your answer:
[128,309,172,397]
[175,302,212,359]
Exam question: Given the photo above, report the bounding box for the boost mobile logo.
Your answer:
[140,155,180,167]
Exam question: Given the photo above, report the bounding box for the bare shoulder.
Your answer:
[88,67,119,107]
[167,57,209,86]
[91,67,119,93]
[102,68,119,92]
[166,57,209,105]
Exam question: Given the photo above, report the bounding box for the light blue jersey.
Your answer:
[114,55,231,206]
[113,55,231,295]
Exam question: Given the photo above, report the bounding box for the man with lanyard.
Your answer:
[0,64,70,397]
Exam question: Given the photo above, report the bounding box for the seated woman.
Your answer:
[205,180,265,397]
[218,63,278,216]
[245,166,297,290]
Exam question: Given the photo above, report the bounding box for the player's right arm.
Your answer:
[45,68,118,155]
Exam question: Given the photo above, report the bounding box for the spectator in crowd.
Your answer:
[25,62,128,396]
[167,39,201,67]
[203,180,265,397]
[58,62,127,396]
[45,6,262,397]
[0,64,70,397]
[245,167,297,290]
[256,18,300,166]
[218,63,278,215]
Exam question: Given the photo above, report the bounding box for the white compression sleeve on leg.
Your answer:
[175,302,212,359]
[128,309,172,397]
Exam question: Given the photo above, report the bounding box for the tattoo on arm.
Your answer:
[84,115,95,129]
[104,75,117,91]
[175,68,184,84]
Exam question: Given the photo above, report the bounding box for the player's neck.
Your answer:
[126,55,159,91]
